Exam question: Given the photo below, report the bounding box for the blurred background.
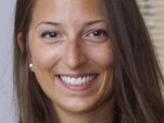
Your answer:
[137,0,164,74]
[0,0,164,123]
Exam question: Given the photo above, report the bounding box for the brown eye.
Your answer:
[40,30,64,44]
[41,31,58,39]
[89,30,107,37]
[85,29,109,42]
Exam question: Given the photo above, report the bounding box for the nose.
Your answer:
[63,40,88,70]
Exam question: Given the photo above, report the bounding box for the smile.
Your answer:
[58,74,98,85]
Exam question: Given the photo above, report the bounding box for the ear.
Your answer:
[17,32,32,63]
[17,32,25,52]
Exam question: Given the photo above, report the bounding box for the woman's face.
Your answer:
[28,0,114,114]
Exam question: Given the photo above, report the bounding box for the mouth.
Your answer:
[56,74,99,91]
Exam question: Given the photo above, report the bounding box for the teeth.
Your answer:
[60,75,96,85]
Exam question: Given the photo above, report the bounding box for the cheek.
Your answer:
[28,40,64,97]
[29,40,61,71]
[32,49,57,70]
[87,43,114,68]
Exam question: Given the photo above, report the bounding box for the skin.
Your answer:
[19,0,115,123]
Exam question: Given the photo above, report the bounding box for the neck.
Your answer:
[54,98,114,123]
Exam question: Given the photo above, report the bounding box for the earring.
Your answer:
[29,63,34,71]
[29,63,33,68]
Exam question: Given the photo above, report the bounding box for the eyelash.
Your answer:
[84,29,109,42]
[87,29,108,38]
[41,31,58,38]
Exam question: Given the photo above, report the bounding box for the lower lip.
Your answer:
[58,76,98,91]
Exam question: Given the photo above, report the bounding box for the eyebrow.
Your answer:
[36,19,106,29]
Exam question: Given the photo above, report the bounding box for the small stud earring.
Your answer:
[29,63,33,68]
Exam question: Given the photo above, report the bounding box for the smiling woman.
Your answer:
[13,0,164,123]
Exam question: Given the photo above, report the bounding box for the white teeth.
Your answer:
[60,75,96,85]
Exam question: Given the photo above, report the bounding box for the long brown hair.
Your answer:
[13,0,164,123]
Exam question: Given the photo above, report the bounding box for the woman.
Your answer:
[13,0,164,123]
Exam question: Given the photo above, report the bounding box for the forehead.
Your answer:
[31,0,107,24]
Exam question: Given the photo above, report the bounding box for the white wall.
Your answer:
[0,0,16,123]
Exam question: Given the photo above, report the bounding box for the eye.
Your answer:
[41,31,58,39]
[84,29,109,42]
[90,30,107,37]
